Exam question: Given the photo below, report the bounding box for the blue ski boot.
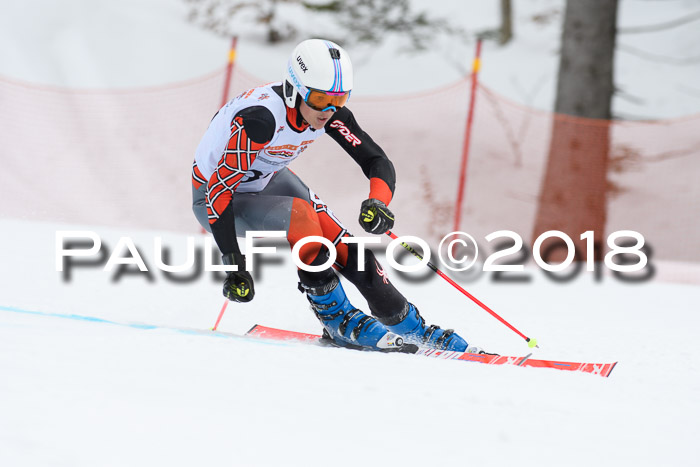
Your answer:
[385,303,469,352]
[300,276,413,352]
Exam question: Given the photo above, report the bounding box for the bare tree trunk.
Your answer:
[532,0,618,262]
[500,0,513,45]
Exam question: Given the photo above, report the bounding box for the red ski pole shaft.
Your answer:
[386,231,538,348]
[211,300,229,331]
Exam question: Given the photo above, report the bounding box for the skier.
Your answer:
[192,38,477,353]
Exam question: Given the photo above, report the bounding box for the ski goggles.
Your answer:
[304,88,350,112]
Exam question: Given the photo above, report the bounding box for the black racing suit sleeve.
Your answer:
[324,106,396,197]
[209,105,275,258]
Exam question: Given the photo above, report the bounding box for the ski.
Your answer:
[246,324,618,378]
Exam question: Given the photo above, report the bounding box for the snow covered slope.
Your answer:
[1,220,699,466]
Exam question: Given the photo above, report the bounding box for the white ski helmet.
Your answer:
[283,39,353,111]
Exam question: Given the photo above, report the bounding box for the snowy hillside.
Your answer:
[1,1,700,466]
[1,0,699,118]
[2,220,700,466]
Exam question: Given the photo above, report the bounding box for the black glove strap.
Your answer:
[222,250,246,272]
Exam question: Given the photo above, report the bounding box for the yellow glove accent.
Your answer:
[235,283,250,297]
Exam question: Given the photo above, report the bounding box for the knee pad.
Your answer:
[297,246,336,290]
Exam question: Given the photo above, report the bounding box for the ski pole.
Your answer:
[386,231,538,348]
[211,300,229,331]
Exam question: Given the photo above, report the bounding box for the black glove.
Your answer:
[222,252,255,302]
[358,198,395,234]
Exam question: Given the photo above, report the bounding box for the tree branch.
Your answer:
[618,10,700,34]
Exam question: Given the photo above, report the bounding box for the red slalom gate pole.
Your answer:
[207,37,240,323]
[221,36,239,107]
[386,231,538,348]
[453,39,482,232]
[201,36,240,234]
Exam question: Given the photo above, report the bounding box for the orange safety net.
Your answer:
[1,65,698,268]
